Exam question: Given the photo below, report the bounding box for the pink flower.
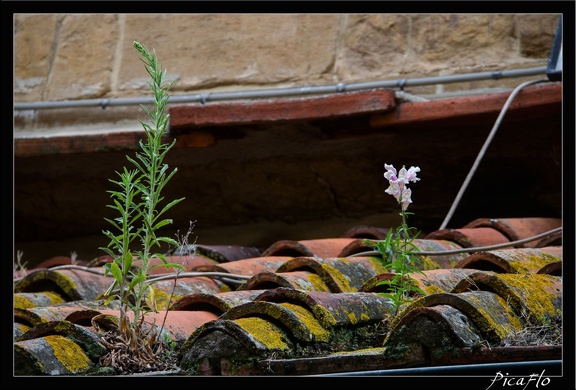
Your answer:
[384,164,420,211]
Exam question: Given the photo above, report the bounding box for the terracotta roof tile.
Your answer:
[450,273,562,322]
[463,217,562,247]
[275,256,386,292]
[170,290,267,313]
[455,247,562,274]
[339,238,468,268]
[190,256,293,276]
[170,244,262,262]
[15,333,96,375]
[362,268,480,294]
[256,288,394,327]
[14,291,67,310]
[14,269,111,301]
[339,225,392,239]
[238,270,332,292]
[425,226,511,248]
[137,254,218,274]
[261,238,357,257]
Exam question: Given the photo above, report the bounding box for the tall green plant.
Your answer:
[99,41,184,353]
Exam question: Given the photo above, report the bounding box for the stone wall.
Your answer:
[14,13,560,134]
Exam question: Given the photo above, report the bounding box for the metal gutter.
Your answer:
[315,360,562,376]
[13,66,547,111]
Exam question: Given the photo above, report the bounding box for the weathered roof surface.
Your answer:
[13,217,562,377]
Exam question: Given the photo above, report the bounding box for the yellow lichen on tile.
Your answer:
[359,312,370,321]
[14,323,31,337]
[307,273,331,291]
[495,294,524,333]
[148,286,183,311]
[347,311,358,324]
[280,302,330,342]
[419,255,441,270]
[14,291,68,310]
[320,263,353,292]
[45,335,93,374]
[497,273,562,322]
[367,257,389,274]
[14,295,37,310]
[51,272,80,299]
[422,284,445,295]
[14,270,79,297]
[466,294,521,340]
[503,251,560,273]
[303,301,337,328]
[235,317,291,350]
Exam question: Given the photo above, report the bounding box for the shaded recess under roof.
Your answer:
[14,83,562,267]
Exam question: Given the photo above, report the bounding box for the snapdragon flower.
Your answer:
[384,163,420,211]
[377,163,425,313]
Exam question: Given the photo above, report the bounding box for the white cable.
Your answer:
[439,78,551,230]
[348,226,562,257]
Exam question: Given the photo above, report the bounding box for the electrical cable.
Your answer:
[348,226,562,257]
[12,266,250,284]
[438,78,551,230]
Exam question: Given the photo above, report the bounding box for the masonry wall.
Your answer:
[14,13,560,134]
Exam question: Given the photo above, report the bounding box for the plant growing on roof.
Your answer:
[376,163,426,315]
[97,41,185,372]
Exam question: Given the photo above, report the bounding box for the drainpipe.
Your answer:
[315,359,561,376]
[13,67,547,111]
